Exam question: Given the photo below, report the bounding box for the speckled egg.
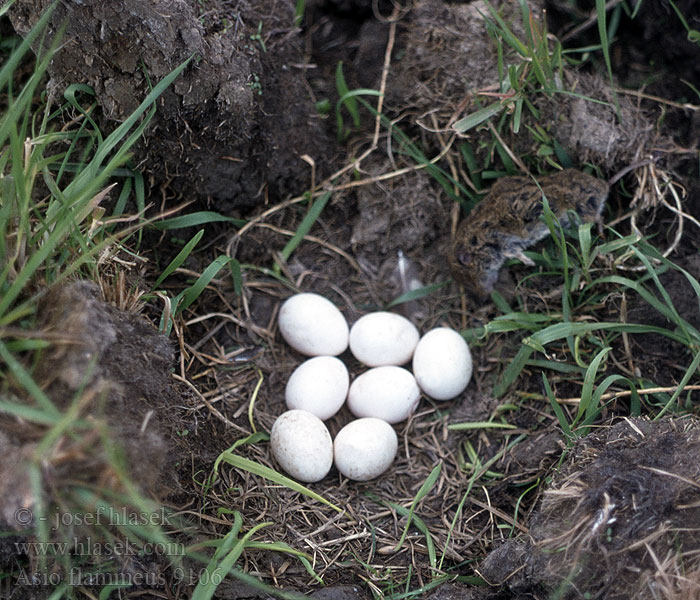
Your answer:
[270,410,333,482]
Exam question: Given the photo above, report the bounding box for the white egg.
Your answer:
[333,418,398,481]
[285,356,349,420]
[349,312,420,366]
[412,327,472,400]
[346,366,420,424]
[270,410,333,482]
[278,293,349,356]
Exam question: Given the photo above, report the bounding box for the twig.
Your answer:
[172,373,247,432]
[487,122,530,177]
[558,384,700,405]
[256,222,363,274]
[614,87,700,112]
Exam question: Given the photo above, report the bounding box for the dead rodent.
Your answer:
[450,169,609,300]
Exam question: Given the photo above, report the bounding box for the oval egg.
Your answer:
[270,410,333,482]
[285,356,349,420]
[412,327,472,400]
[349,312,420,366]
[346,366,420,424]
[278,293,349,356]
[333,418,398,481]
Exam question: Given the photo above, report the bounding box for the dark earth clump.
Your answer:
[36,281,175,493]
[8,0,335,211]
[478,417,700,599]
[0,281,177,592]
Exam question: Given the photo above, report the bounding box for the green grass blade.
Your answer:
[0,340,60,416]
[3,339,50,352]
[79,57,191,176]
[153,229,204,289]
[294,0,305,26]
[595,0,612,77]
[448,421,517,431]
[199,522,271,600]
[496,318,688,399]
[394,463,441,553]
[335,88,383,140]
[0,0,19,17]
[509,479,540,537]
[575,346,611,431]
[453,102,504,133]
[335,61,357,124]
[335,60,372,136]
[528,322,688,347]
[0,213,95,321]
[58,58,191,209]
[595,0,621,118]
[387,501,437,570]
[191,521,240,600]
[154,211,246,230]
[1,57,190,322]
[206,431,269,493]
[578,222,594,269]
[512,97,523,133]
[111,177,132,219]
[178,255,231,314]
[188,563,307,600]
[482,0,528,56]
[600,274,699,344]
[655,350,700,420]
[63,83,102,145]
[385,282,447,308]
[278,191,331,265]
[543,373,573,440]
[218,452,343,513]
[0,399,64,425]
[229,257,243,297]
[0,2,55,91]
[583,374,640,423]
[494,343,534,397]
[0,40,56,152]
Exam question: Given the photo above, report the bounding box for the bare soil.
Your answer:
[3,0,700,598]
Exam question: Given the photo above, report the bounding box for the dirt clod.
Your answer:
[8,0,333,209]
[479,417,700,599]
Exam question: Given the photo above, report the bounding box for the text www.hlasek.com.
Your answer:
[15,537,185,558]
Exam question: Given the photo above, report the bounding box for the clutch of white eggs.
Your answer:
[271,292,473,483]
